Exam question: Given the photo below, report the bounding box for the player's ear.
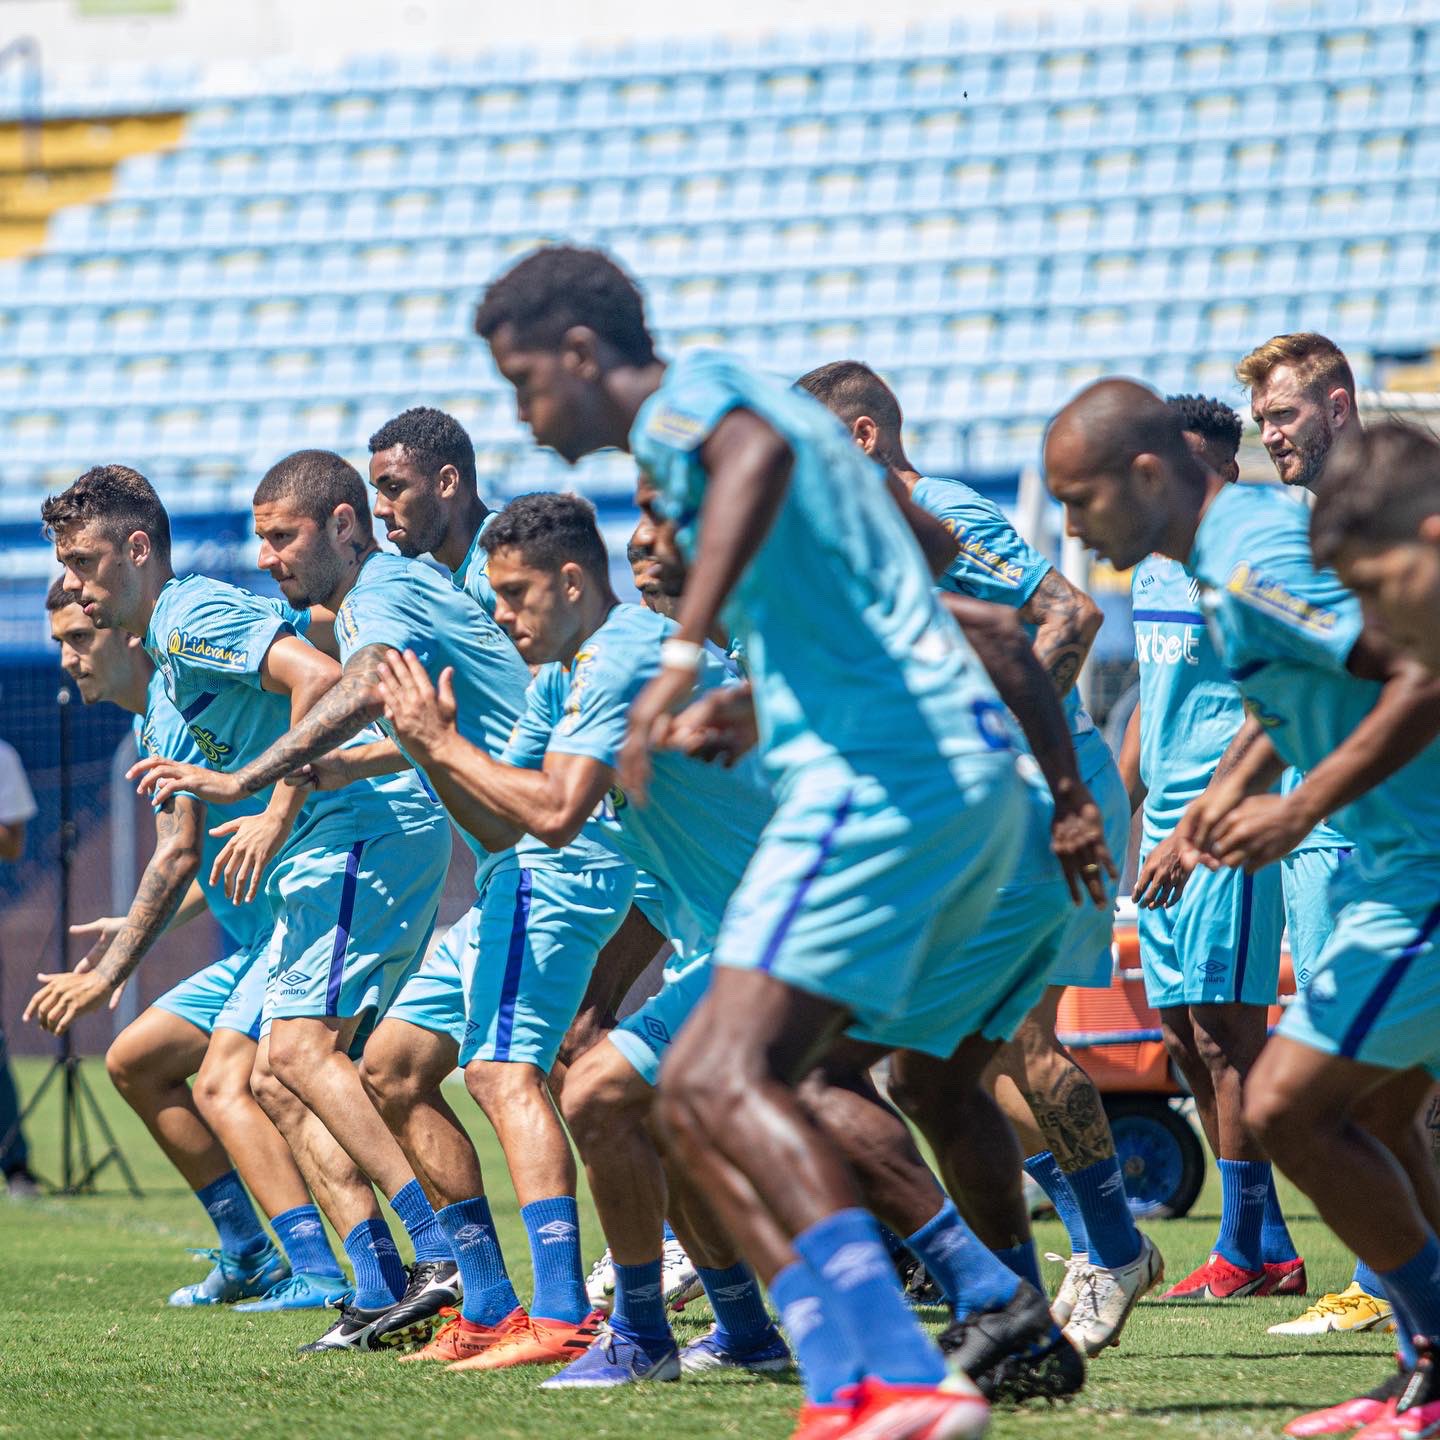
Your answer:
[438,464,461,500]
[1418,514,1440,546]
[851,415,878,454]
[127,528,152,568]
[562,326,601,381]
[560,560,585,601]
[1330,386,1352,429]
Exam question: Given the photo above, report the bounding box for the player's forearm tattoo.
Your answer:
[96,799,202,987]
[234,644,388,794]
[1021,1067,1116,1172]
[1022,569,1098,699]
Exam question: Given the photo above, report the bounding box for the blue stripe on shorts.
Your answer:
[325,841,365,1016]
[1232,871,1254,1002]
[758,790,854,974]
[1339,896,1440,1059]
[492,869,533,1061]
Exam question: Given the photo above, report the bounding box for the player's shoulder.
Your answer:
[911,473,993,523]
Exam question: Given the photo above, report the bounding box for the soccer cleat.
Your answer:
[939,1282,1084,1403]
[1284,1371,1407,1436]
[679,1324,793,1375]
[540,1324,681,1387]
[296,1300,390,1352]
[1352,1345,1440,1439]
[167,1240,289,1307]
[1044,1253,1092,1327]
[367,1259,462,1350]
[397,1306,526,1363]
[234,1271,352,1312]
[1260,1258,1309,1297]
[839,1373,990,1440]
[791,1403,857,1440]
[662,1233,704,1311]
[1269,1282,1394,1336]
[1063,1233,1165,1356]
[445,1309,606,1372]
[586,1249,616,1315]
[1158,1251,1262,1302]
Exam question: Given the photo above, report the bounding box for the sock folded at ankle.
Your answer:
[194,1171,266,1257]
[436,1195,521,1327]
[269,1204,343,1278]
[342,1217,406,1310]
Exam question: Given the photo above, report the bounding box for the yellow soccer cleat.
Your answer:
[1267,1281,1394,1336]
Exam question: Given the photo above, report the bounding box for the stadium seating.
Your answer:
[0,0,1438,583]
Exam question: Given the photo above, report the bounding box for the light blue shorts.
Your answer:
[154,939,266,1041]
[263,822,449,1029]
[610,944,713,1088]
[1044,749,1128,990]
[459,860,635,1068]
[1137,851,1284,1011]
[1282,845,1350,992]
[382,910,467,1045]
[713,754,1027,1058]
[1278,863,1440,1079]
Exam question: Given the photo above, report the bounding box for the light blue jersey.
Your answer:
[143,575,440,850]
[632,350,1013,791]
[502,603,773,939]
[452,510,500,617]
[1189,485,1440,881]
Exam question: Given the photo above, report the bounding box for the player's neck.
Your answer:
[112,650,154,716]
[435,493,491,575]
[561,588,621,667]
[1160,472,1228,565]
[602,360,668,452]
[126,565,175,639]
[321,540,381,610]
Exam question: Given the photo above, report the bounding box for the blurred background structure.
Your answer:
[2,0,1438,1049]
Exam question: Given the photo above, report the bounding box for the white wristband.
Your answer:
[660,638,704,673]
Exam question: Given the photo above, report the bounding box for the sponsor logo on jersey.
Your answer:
[167,628,247,671]
[1225,563,1342,636]
[1134,624,1201,666]
[942,522,1028,588]
[335,600,360,647]
[647,405,708,450]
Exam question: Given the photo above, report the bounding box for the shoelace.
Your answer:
[185,1246,251,1283]
[259,1273,322,1302]
[1302,1292,1376,1318]
[1067,1268,1104,1327]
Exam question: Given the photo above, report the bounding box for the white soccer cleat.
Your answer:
[585,1249,616,1316]
[661,1233,703,1311]
[1044,1251,1093,1327]
[1061,1233,1164,1357]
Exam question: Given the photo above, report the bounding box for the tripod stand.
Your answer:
[9,683,140,1197]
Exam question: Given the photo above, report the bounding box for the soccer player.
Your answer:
[1045,379,1440,1440]
[1111,395,1311,1308]
[141,449,633,1370]
[30,466,454,1353]
[796,360,1154,1342]
[470,243,1087,1440]
[45,579,347,1307]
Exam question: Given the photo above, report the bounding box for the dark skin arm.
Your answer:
[885,472,960,578]
[1018,567,1103,699]
[1118,700,1144,814]
[25,795,203,1034]
[0,819,23,863]
[940,594,1116,906]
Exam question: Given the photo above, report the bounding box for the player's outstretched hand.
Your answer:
[285,749,355,791]
[619,665,699,806]
[378,650,456,765]
[23,968,112,1035]
[1050,782,1119,907]
[664,682,757,766]
[1171,775,1244,873]
[1132,831,1194,909]
[1206,794,1309,873]
[129,755,242,809]
[209,811,290,903]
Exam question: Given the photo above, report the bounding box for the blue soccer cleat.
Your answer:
[539,1325,681,1388]
[168,1240,290,1307]
[679,1324,793,1375]
[233,1271,353,1312]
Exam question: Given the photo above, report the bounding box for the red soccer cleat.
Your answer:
[1284,1371,1406,1436]
[1159,1253,1266,1301]
[839,1375,990,1440]
[1260,1258,1309,1297]
[790,1402,858,1440]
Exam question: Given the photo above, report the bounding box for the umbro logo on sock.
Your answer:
[290,1220,324,1240]
[370,1238,400,1260]
[1242,1184,1270,1201]
[1099,1173,1125,1197]
[451,1224,490,1251]
[781,1296,822,1342]
[925,1229,971,1262]
[822,1242,888,1291]
[712,1283,755,1301]
[629,1283,662,1303]
[535,1220,577,1245]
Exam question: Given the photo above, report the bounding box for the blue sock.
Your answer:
[794,1208,944,1387]
[1353,1257,1384,1294]
[194,1171,266,1256]
[770,1261,862,1405]
[905,1200,1019,1317]
[697,1262,774,1349]
[662,1219,678,1242]
[436,1195,521,1327]
[1024,1151,1090,1256]
[1066,1155,1142,1269]
[521,1195,588,1324]
[1214,1159,1270,1272]
[995,1242,1047,1298]
[1380,1234,1440,1350]
[1260,1176,1299,1265]
[342,1218,406,1309]
[269,1204,343,1279]
[611,1258,673,1351]
[1383,1279,1420,1369]
[388,1179,452,1264]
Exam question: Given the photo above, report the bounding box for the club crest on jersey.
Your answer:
[167,628,246,671]
[1225,563,1341,636]
[187,727,231,766]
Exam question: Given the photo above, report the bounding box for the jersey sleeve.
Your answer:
[500,669,564,771]
[543,640,643,770]
[266,596,312,637]
[163,588,293,691]
[333,585,415,661]
[915,481,1051,606]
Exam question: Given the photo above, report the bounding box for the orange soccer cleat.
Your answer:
[446,1309,606,1372]
[399,1306,528,1364]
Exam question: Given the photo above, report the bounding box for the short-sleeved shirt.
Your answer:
[0,738,36,826]
[1189,484,1440,879]
[134,668,271,953]
[335,550,621,876]
[451,510,500,618]
[631,350,1012,791]
[501,603,773,940]
[143,575,440,852]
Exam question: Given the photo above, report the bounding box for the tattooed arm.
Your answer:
[1017,567,1103,699]
[25,795,204,1035]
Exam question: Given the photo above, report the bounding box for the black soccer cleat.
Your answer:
[939,1280,1085,1405]
[367,1260,463,1351]
[297,1300,391,1353]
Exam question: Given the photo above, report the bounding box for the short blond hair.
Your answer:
[1236,332,1356,402]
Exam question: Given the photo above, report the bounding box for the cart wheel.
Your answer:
[1102,1094,1206,1220]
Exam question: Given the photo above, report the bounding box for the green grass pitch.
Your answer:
[2,1056,1396,1439]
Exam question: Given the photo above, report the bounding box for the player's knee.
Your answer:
[105,1032,153,1096]
[191,1065,241,1122]
[885,1062,939,1131]
[463,1057,540,1118]
[356,1050,412,1116]
[561,1051,642,1150]
[1243,1070,1306,1158]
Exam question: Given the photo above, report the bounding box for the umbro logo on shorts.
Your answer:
[1199,960,1229,980]
[642,1017,671,1044]
[535,1220,577,1245]
[277,968,308,988]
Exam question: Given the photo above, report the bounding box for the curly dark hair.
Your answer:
[41,464,172,562]
[481,491,611,581]
[474,246,657,366]
[1165,393,1244,462]
[1311,419,1440,566]
[368,406,477,489]
[254,449,373,536]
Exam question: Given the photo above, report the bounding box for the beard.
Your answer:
[1291,422,1335,490]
